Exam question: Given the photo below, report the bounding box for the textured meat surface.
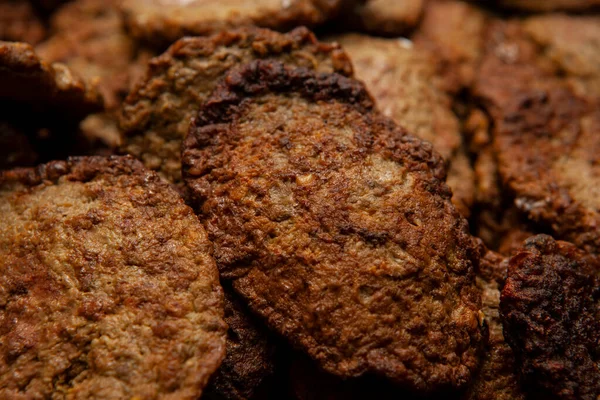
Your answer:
[0,41,102,119]
[0,156,227,399]
[501,235,600,400]
[119,27,352,185]
[0,1,46,45]
[183,61,484,393]
[468,250,525,400]
[205,288,276,400]
[120,0,342,47]
[334,34,474,216]
[475,19,600,255]
[339,0,423,36]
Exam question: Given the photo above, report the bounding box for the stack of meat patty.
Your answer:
[1,1,599,399]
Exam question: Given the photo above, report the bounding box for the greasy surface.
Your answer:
[205,288,276,400]
[0,1,46,45]
[120,0,342,47]
[475,19,600,255]
[412,0,488,94]
[0,156,227,399]
[468,250,525,400]
[183,61,484,392]
[0,41,102,120]
[333,34,474,216]
[120,27,353,185]
[492,0,600,11]
[501,235,600,400]
[339,0,423,36]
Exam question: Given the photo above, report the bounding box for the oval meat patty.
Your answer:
[0,156,227,399]
[119,0,342,47]
[182,60,484,393]
[120,27,352,186]
[501,235,600,400]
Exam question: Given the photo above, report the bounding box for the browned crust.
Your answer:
[0,155,227,399]
[501,235,600,400]
[119,26,353,185]
[183,60,483,393]
[0,41,102,119]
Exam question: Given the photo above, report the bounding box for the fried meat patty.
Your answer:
[339,0,423,36]
[119,27,352,185]
[501,235,600,400]
[0,156,227,399]
[333,34,474,217]
[120,0,342,47]
[0,1,46,45]
[475,18,600,256]
[490,0,600,11]
[182,60,484,393]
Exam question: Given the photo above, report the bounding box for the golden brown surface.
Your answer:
[501,235,600,400]
[475,19,600,255]
[339,0,423,36]
[0,41,102,119]
[333,34,474,216]
[0,156,227,399]
[0,1,46,45]
[183,60,484,393]
[120,0,342,47]
[119,27,352,185]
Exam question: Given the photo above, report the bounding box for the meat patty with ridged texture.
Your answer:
[501,235,600,400]
[332,34,474,217]
[0,156,227,399]
[182,60,485,394]
[119,27,352,186]
[120,0,342,48]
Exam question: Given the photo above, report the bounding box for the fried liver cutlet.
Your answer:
[339,0,423,36]
[467,250,526,400]
[119,27,352,186]
[205,287,277,400]
[501,235,600,400]
[0,156,227,399]
[182,60,485,393]
[0,1,46,45]
[475,19,600,255]
[120,0,342,48]
[0,41,102,119]
[333,34,474,217]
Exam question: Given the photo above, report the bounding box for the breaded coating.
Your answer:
[501,235,600,400]
[0,1,46,45]
[475,19,600,255]
[333,34,474,216]
[0,156,227,399]
[120,0,342,48]
[491,0,600,11]
[467,250,525,400]
[205,288,276,400]
[412,0,488,94]
[182,60,484,393]
[120,27,353,185]
[0,41,102,119]
[339,0,423,36]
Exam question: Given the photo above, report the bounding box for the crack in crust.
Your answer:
[183,60,484,394]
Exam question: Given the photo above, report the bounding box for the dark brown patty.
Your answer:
[0,1,46,45]
[475,18,600,256]
[338,0,423,36]
[182,60,484,393]
[119,26,352,185]
[0,156,227,399]
[120,0,342,48]
[501,235,600,400]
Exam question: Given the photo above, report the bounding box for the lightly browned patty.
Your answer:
[501,235,600,400]
[182,60,485,394]
[332,34,474,217]
[119,26,352,186]
[0,156,227,399]
[120,0,342,48]
[488,0,600,11]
